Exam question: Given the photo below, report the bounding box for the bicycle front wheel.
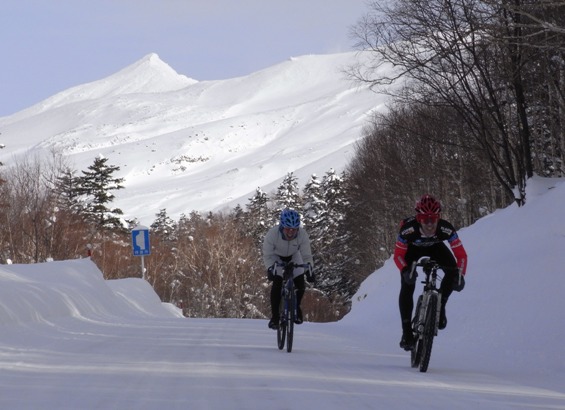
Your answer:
[419,294,438,373]
[277,298,286,350]
[286,289,295,353]
[411,296,423,368]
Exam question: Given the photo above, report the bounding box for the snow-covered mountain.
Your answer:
[0,51,390,224]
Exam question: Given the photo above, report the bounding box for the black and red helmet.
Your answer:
[415,194,441,215]
[415,194,441,223]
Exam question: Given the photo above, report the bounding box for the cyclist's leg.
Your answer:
[289,253,306,324]
[399,246,423,349]
[269,276,283,328]
[428,244,457,298]
[399,246,423,324]
[399,280,415,327]
[428,243,457,329]
[293,274,305,324]
[399,279,416,349]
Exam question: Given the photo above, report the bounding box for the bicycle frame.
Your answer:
[273,261,310,353]
[410,257,443,372]
[415,265,442,336]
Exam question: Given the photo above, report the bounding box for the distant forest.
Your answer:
[0,0,563,322]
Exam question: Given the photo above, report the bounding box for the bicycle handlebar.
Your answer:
[272,261,311,270]
[409,257,464,286]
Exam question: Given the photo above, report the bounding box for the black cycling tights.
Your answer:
[271,275,305,318]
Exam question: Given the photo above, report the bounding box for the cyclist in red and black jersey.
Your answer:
[394,194,468,351]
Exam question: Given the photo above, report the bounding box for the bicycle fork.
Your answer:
[414,291,442,336]
[282,282,295,322]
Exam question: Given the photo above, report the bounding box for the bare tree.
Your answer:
[171,212,266,318]
[349,0,564,204]
[345,101,508,275]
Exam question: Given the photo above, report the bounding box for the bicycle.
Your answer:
[272,261,311,353]
[409,257,443,373]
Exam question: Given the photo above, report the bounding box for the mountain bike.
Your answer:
[273,261,311,353]
[409,257,443,373]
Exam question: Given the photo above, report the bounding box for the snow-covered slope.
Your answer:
[344,175,565,376]
[0,51,390,224]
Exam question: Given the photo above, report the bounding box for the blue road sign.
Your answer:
[132,228,150,256]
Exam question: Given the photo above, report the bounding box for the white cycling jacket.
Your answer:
[262,225,314,278]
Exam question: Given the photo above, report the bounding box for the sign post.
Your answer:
[131,225,150,280]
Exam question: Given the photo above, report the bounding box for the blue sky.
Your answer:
[0,0,369,116]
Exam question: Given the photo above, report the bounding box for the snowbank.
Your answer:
[0,258,182,325]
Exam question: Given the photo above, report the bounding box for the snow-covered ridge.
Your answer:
[0,51,389,223]
[10,53,197,116]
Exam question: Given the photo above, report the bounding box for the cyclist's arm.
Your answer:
[394,218,412,270]
[394,238,408,270]
[449,236,467,275]
[298,229,314,269]
[439,220,468,276]
[446,229,467,275]
[262,227,279,269]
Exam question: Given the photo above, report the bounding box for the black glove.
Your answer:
[401,266,417,285]
[305,263,315,283]
[453,274,465,292]
[267,266,275,282]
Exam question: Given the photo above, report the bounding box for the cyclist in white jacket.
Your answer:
[263,209,314,329]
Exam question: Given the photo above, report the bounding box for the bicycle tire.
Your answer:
[419,294,438,372]
[277,297,286,350]
[411,338,423,368]
[411,296,423,368]
[286,286,295,352]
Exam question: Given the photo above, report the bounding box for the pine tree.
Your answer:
[246,187,270,247]
[316,169,356,305]
[54,167,83,215]
[77,155,125,230]
[302,173,325,230]
[273,172,302,220]
[302,173,326,276]
[151,209,177,242]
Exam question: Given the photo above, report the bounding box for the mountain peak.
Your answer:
[84,52,197,97]
[17,54,197,114]
[117,53,196,89]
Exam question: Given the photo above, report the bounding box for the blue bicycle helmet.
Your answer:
[280,209,300,228]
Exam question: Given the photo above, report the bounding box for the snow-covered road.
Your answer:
[1,316,562,410]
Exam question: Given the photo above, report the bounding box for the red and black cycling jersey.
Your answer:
[393,216,467,275]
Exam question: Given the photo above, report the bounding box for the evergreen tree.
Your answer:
[302,173,326,277]
[231,204,246,236]
[246,187,270,247]
[316,169,356,305]
[302,173,325,230]
[151,208,177,242]
[176,213,193,240]
[77,155,125,230]
[53,167,83,215]
[273,172,302,220]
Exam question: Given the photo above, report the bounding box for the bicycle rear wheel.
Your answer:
[286,289,295,353]
[419,294,438,373]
